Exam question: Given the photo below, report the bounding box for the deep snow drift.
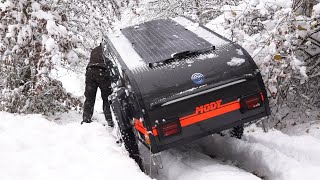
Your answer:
[197,127,320,180]
[0,111,259,180]
[0,112,149,180]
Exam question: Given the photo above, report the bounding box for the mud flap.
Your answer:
[261,117,269,133]
[151,153,163,169]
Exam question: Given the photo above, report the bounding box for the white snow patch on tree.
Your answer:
[32,10,54,21]
[260,0,293,8]
[46,19,68,35]
[290,57,308,79]
[67,50,79,64]
[17,25,32,46]
[52,54,62,66]
[31,2,41,11]
[313,3,320,15]
[45,38,56,52]
[0,1,13,11]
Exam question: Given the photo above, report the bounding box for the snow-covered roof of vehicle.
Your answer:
[107,16,229,70]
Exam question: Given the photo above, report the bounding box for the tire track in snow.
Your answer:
[197,133,320,180]
[154,148,261,180]
[243,129,320,166]
[139,143,260,180]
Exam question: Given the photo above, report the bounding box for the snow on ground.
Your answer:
[196,125,320,180]
[283,121,320,139]
[278,110,320,139]
[0,110,262,180]
[155,148,260,180]
[0,111,149,180]
[2,110,320,180]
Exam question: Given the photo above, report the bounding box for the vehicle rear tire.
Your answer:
[119,126,144,171]
[230,125,244,139]
[111,99,144,172]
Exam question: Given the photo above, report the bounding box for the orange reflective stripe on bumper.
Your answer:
[134,100,240,136]
[180,100,240,127]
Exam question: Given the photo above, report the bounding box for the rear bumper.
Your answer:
[155,110,268,153]
[135,104,269,153]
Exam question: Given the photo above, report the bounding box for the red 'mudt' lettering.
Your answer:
[196,106,204,114]
[195,99,223,115]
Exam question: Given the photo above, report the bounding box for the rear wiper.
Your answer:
[171,50,192,58]
[148,45,215,68]
[171,46,215,59]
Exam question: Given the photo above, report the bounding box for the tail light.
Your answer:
[162,123,179,136]
[245,96,261,109]
[241,93,263,112]
[158,119,181,138]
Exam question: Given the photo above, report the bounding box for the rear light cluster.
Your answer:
[162,123,179,137]
[241,93,264,112]
[158,120,181,138]
[245,96,261,109]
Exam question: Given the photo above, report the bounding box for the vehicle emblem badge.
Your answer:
[191,73,205,85]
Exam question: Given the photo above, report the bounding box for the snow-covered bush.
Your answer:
[62,0,124,49]
[293,0,319,17]
[120,0,238,25]
[0,0,83,114]
[205,0,320,126]
[0,0,135,115]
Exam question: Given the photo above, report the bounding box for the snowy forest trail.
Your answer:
[151,125,320,180]
[152,147,261,180]
[2,110,320,180]
[194,129,320,180]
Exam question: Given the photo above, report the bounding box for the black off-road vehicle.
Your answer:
[102,17,270,170]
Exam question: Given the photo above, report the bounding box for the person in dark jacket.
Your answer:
[83,44,143,171]
[81,44,114,127]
